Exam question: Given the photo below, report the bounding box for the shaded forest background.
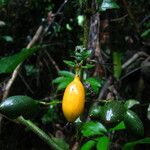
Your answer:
[0,0,150,149]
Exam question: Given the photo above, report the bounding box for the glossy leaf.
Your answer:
[89,105,102,119]
[0,20,5,26]
[81,64,95,69]
[147,104,150,120]
[81,121,107,137]
[124,99,140,109]
[58,70,75,78]
[109,121,126,132]
[75,47,92,61]
[86,77,102,87]
[81,50,92,60]
[63,60,76,67]
[75,52,82,57]
[66,23,72,31]
[124,110,144,136]
[0,95,40,119]
[85,77,103,94]
[2,35,13,42]
[57,79,73,91]
[100,101,126,127]
[123,137,150,150]
[96,136,110,150]
[80,140,96,150]
[82,64,95,69]
[141,28,150,39]
[100,0,120,11]
[77,15,84,26]
[0,47,39,74]
[53,77,67,84]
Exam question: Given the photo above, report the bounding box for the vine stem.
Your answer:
[17,116,64,150]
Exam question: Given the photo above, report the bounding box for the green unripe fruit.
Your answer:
[0,95,40,119]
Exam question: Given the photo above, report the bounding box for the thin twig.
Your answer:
[122,51,148,70]
[27,25,43,49]
[43,0,68,35]
[2,0,68,99]
[98,76,113,100]
[18,72,34,94]
[45,50,60,72]
[110,14,128,22]
[120,67,141,81]
[120,56,150,81]
[3,26,44,99]
[72,142,79,150]
[3,64,22,99]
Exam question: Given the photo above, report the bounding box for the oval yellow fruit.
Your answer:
[62,75,85,122]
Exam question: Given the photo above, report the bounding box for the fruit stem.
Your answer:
[39,101,61,105]
[17,116,65,150]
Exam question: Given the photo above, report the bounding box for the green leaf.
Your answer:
[63,60,76,67]
[81,50,92,60]
[80,140,96,150]
[123,137,150,150]
[113,51,122,79]
[41,107,58,124]
[57,79,73,91]
[25,65,39,76]
[147,104,150,120]
[2,35,13,42]
[0,20,5,26]
[41,100,60,124]
[96,136,110,150]
[51,137,69,150]
[58,70,75,78]
[75,47,92,61]
[100,101,126,128]
[0,47,39,74]
[0,95,40,119]
[77,15,84,26]
[124,110,144,137]
[66,23,72,31]
[75,52,82,57]
[81,64,95,69]
[85,77,103,94]
[52,77,66,84]
[109,121,126,132]
[0,0,9,7]
[81,121,107,137]
[86,77,102,87]
[89,105,102,119]
[53,23,61,33]
[124,99,140,109]
[144,21,150,28]
[100,0,120,11]
[141,28,150,39]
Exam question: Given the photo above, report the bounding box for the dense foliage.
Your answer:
[0,0,150,149]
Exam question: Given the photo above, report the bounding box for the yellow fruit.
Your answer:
[62,75,85,122]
